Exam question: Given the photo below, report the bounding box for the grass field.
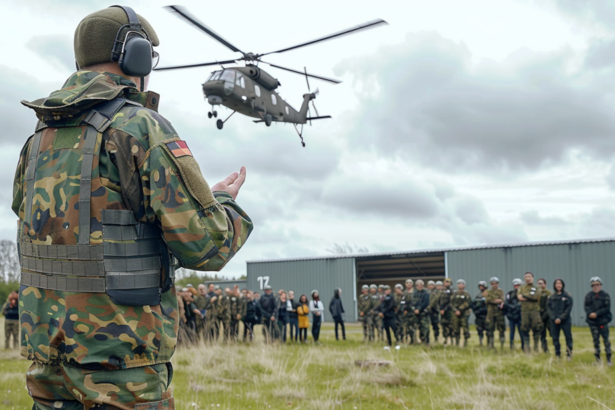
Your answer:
[1,318,614,409]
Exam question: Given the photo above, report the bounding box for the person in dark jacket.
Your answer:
[329,288,346,341]
[410,280,431,345]
[276,291,290,343]
[376,285,398,346]
[585,277,612,365]
[2,291,19,349]
[243,291,259,342]
[547,278,573,359]
[259,286,277,343]
[288,291,299,342]
[472,281,488,346]
[504,278,524,350]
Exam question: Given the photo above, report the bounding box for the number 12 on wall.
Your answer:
[257,276,270,289]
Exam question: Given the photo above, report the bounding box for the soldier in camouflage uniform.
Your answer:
[518,272,543,353]
[376,285,385,341]
[537,278,552,353]
[403,279,415,344]
[429,281,442,343]
[218,288,232,342]
[195,284,208,340]
[368,284,381,342]
[436,278,454,345]
[13,6,253,409]
[411,280,431,345]
[393,284,405,342]
[357,285,373,342]
[472,281,488,346]
[451,279,472,346]
[229,288,241,342]
[485,277,505,349]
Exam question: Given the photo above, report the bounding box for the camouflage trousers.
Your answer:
[451,312,470,342]
[486,313,505,347]
[395,314,405,342]
[365,314,376,341]
[26,361,174,410]
[416,313,430,345]
[430,311,440,340]
[4,319,18,349]
[521,309,543,352]
[374,315,384,341]
[230,319,240,341]
[590,325,612,357]
[440,310,454,339]
[475,315,486,339]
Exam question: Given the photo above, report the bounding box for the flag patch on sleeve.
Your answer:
[166,140,193,157]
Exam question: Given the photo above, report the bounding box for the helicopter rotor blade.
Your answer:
[261,61,342,84]
[154,59,238,71]
[304,67,311,92]
[166,5,245,55]
[258,19,388,57]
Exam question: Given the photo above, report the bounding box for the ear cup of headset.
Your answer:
[119,35,153,77]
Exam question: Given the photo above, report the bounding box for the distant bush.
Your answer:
[0,281,19,304]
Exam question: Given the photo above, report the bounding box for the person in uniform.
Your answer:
[518,272,543,353]
[194,284,209,340]
[393,284,405,342]
[215,287,230,342]
[259,286,276,342]
[13,6,253,408]
[427,280,435,293]
[485,277,505,349]
[2,291,19,349]
[537,278,551,353]
[436,278,454,345]
[504,278,524,350]
[585,277,612,365]
[472,281,488,346]
[376,285,385,341]
[411,280,431,346]
[229,288,241,342]
[404,279,415,343]
[429,281,442,343]
[376,285,398,346]
[547,279,573,360]
[451,279,472,346]
[357,285,373,342]
[370,284,382,342]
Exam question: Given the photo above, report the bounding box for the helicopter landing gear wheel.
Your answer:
[216,119,224,130]
[213,110,218,118]
[208,112,213,119]
[265,114,272,127]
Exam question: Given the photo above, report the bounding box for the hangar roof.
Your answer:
[246,237,615,264]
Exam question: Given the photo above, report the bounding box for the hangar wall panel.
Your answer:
[247,258,356,322]
[446,242,615,327]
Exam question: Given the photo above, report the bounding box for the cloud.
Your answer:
[520,210,567,226]
[26,35,74,72]
[335,31,615,173]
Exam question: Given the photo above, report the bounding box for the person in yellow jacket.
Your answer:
[297,295,310,343]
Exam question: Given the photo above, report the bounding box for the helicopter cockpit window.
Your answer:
[271,94,277,105]
[285,106,289,115]
[209,71,222,81]
[254,85,261,97]
[235,74,245,89]
[220,70,235,82]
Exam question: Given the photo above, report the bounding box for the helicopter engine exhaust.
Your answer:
[246,66,280,91]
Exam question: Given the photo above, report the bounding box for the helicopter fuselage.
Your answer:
[202,66,313,124]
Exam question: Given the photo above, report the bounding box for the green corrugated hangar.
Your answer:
[246,238,615,326]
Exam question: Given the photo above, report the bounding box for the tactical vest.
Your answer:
[19,98,174,306]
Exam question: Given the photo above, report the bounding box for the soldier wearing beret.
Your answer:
[13,6,253,409]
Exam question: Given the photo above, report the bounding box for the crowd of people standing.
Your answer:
[357,272,611,365]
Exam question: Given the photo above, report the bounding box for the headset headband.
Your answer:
[111,5,141,29]
[110,5,151,62]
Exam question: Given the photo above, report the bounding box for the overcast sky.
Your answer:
[2,0,615,278]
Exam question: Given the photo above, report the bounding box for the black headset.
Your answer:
[109,5,153,77]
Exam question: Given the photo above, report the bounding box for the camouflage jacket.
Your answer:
[519,283,542,311]
[357,294,372,317]
[486,288,505,316]
[436,286,454,312]
[451,290,472,313]
[215,294,230,320]
[13,71,253,369]
[229,294,240,318]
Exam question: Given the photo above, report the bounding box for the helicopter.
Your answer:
[154,5,388,146]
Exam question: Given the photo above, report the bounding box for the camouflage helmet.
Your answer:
[378,284,385,289]
[427,280,435,286]
[489,277,499,284]
[383,285,391,290]
[370,284,377,289]
[74,7,160,69]
[478,281,487,288]
[395,284,403,289]
[362,284,369,290]
[457,279,466,286]
[405,279,413,284]
[512,278,523,286]
[590,276,603,285]
[444,278,452,283]
[264,285,272,290]
[415,279,424,286]
[435,281,443,286]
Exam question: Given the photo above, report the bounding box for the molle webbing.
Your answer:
[19,99,168,294]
